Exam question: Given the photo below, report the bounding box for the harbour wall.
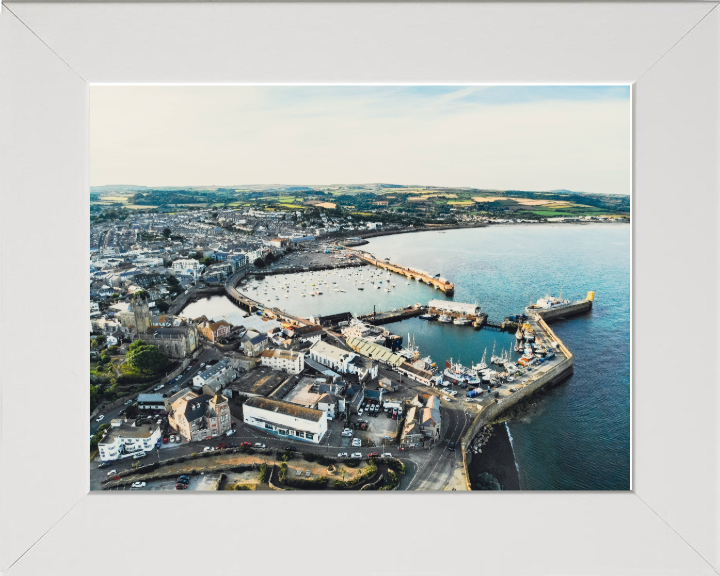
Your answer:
[460,314,574,490]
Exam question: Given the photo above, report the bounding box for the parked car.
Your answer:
[338,452,349,458]
[106,470,117,476]
[448,441,456,451]
[352,438,362,447]
[358,409,364,416]
[98,461,111,468]
[203,446,214,452]
[175,483,188,490]
[226,429,235,436]
[241,442,252,447]
[254,443,266,449]
[341,430,353,437]
[163,436,169,444]
[381,453,392,458]
[368,453,379,458]
[442,396,452,402]
[174,436,181,443]
[177,475,190,484]
[350,452,363,459]
[133,452,147,459]
[95,415,104,422]
[124,399,133,406]
[217,444,226,450]
[284,446,297,452]
[131,481,146,489]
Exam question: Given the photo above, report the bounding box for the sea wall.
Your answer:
[460,313,575,490]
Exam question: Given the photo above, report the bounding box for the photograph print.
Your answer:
[89,85,631,492]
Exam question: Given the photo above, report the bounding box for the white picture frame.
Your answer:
[1,2,718,575]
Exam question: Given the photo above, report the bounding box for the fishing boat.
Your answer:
[315,291,322,295]
[453,317,470,325]
[472,349,488,372]
[384,288,390,292]
[490,343,501,365]
[358,287,364,291]
[419,313,436,320]
[438,314,453,323]
[515,325,524,340]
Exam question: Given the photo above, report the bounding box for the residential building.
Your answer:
[241,331,268,357]
[260,349,305,374]
[243,396,327,443]
[198,319,232,343]
[98,421,162,461]
[168,391,232,442]
[192,359,237,391]
[309,341,378,380]
[136,393,165,411]
[171,258,202,279]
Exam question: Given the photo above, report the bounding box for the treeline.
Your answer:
[504,190,630,212]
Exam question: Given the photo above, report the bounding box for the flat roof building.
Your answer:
[243,396,327,444]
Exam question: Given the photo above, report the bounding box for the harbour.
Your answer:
[179,224,630,490]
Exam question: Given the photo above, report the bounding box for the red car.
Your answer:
[368,453,380,458]
[217,444,226,450]
[175,483,188,490]
[241,442,251,447]
[162,437,169,444]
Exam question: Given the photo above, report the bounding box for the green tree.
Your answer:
[162,227,171,238]
[126,342,168,374]
[167,275,180,286]
[156,300,170,313]
[134,290,149,299]
[253,258,266,268]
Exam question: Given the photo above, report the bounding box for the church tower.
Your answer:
[132,296,151,334]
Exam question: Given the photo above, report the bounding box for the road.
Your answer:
[89,347,222,436]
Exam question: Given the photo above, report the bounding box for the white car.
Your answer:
[254,443,266,449]
[203,446,214,452]
[95,415,104,422]
[381,453,392,458]
[225,429,236,436]
[124,399,133,406]
[450,390,458,397]
[338,452,349,458]
[131,481,146,489]
[442,396,452,402]
[358,409,364,416]
[341,430,353,437]
[106,469,117,476]
[132,451,147,459]
[352,438,362,447]
[169,435,176,442]
[351,452,363,459]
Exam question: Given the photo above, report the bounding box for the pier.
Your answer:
[349,251,455,296]
[358,305,426,325]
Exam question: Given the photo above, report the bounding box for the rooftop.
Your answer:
[244,396,324,423]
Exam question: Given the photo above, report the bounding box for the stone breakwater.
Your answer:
[460,313,576,490]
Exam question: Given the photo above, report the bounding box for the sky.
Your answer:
[90,85,631,194]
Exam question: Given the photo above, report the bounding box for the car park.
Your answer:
[254,443,266,449]
[350,452,363,459]
[338,452,349,458]
[131,481,146,489]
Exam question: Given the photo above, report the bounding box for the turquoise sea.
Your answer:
[183,224,631,490]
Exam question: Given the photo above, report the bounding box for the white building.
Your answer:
[172,258,203,279]
[260,349,305,374]
[192,360,237,390]
[97,421,162,462]
[90,302,101,317]
[243,397,327,443]
[309,340,378,380]
[308,340,357,373]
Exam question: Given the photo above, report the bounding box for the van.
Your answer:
[132,451,147,459]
